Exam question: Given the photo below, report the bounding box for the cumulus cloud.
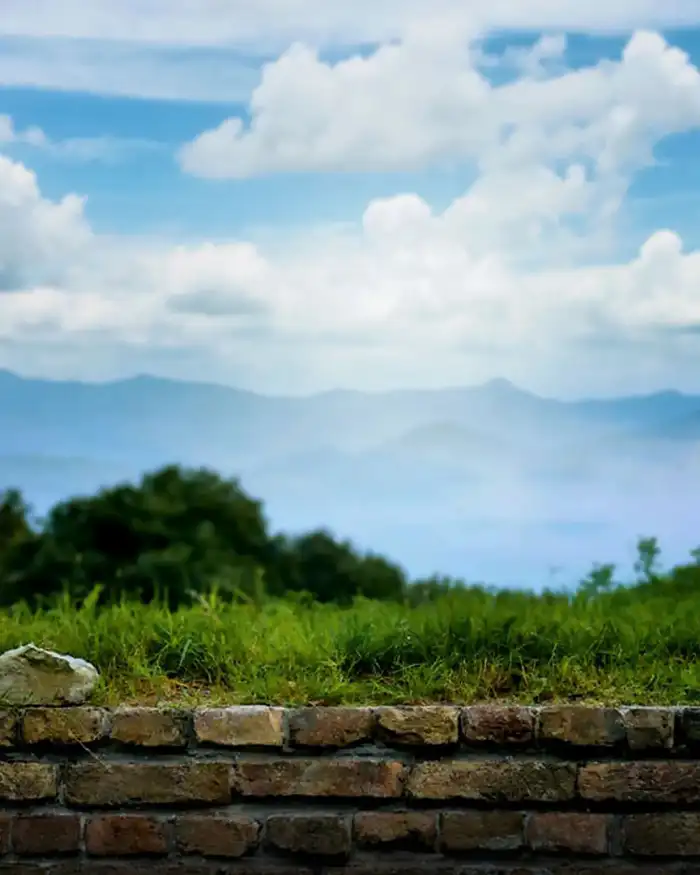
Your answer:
[2,134,700,396]
[179,31,700,183]
[0,154,91,291]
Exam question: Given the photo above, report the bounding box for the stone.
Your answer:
[265,813,351,857]
[0,644,98,706]
[64,761,231,805]
[406,758,576,802]
[111,707,189,747]
[622,813,700,856]
[375,706,459,745]
[461,705,535,744]
[232,757,406,797]
[0,762,58,801]
[526,812,611,855]
[579,761,700,804]
[12,813,82,855]
[354,812,436,849]
[623,707,674,751]
[175,814,260,857]
[22,706,108,745]
[288,707,374,747]
[0,711,17,747]
[194,706,284,747]
[440,811,524,852]
[85,814,168,856]
[538,706,625,747]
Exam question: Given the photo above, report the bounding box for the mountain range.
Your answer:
[1,369,698,588]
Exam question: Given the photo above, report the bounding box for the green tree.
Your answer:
[634,536,661,584]
[0,465,271,608]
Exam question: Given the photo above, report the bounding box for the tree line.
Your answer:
[0,464,697,609]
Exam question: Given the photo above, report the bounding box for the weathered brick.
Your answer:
[461,706,534,745]
[64,761,231,806]
[288,707,374,748]
[265,813,351,857]
[12,813,81,855]
[232,757,406,797]
[579,761,700,803]
[0,762,57,801]
[22,707,108,745]
[526,812,611,855]
[0,711,17,747]
[0,814,10,854]
[86,814,168,856]
[375,706,459,745]
[538,706,625,747]
[175,813,260,857]
[623,813,700,856]
[194,706,284,747]
[354,811,436,850]
[675,708,700,749]
[111,707,189,748]
[440,810,524,852]
[623,707,673,751]
[407,759,576,802]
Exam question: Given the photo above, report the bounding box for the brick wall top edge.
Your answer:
[0,703,691,751]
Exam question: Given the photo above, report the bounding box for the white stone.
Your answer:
[0,643,99,705]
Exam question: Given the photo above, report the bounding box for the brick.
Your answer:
[232,757,406,797]
[194,706,284,747]
[623,708,673,751]
[265,813,350,857]
[440,810,524,852]
[175,814,260,857]
[22,707,108,745]
[526,812,610,855]
[675,708,700,749]
[623,813,700,856]
[461,706,534,745]
[538,706,625,747]
[0,814,10,854]
[12,813,81,855]
[86,814,168,856]
[288,707,373,747]
[579,761,700,803]
[406,759,576,802]
[0,762,57,801]
[111,707,189,747]
[375,706,459,745]
[354,811,436,850]
[0,711,17,747]
[64,761,231,806]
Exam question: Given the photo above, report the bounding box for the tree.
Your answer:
[634,536,661,584]
[0,465,271,608]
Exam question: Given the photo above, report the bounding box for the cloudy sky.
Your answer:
[2,0,700,398]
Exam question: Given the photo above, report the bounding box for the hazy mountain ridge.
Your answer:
[1,369,699,587]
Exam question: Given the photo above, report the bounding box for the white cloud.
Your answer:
[1,0,700,103]
[0,38,260,104]
[2,135,700,396]
[2,0,700,47]
[0,113,157,165]
[0,154,91,291]
[180,31,700,183]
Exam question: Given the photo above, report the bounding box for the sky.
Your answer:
[2,1,700,398]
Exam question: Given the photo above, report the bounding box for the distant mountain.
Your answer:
[1,369,699,587]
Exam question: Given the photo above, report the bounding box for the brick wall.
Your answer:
[1,703,700,873]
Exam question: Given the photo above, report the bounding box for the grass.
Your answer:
[1,580,699,706]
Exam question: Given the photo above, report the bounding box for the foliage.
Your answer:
[0,465,407,607]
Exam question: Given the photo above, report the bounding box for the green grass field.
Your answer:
[1,580,698,706]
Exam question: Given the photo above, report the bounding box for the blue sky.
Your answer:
[2,1,700,397]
